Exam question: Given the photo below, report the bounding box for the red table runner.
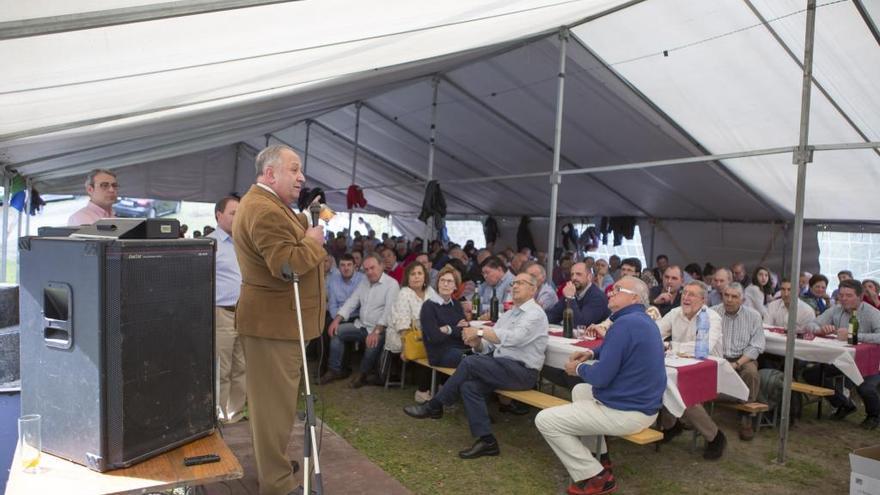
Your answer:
[854,343,880,378]
[674,359,718,407]
[573,338,603,350]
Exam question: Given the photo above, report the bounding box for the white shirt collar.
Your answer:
[256,182,279,198]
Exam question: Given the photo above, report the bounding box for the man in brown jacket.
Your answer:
[233,144,326,495]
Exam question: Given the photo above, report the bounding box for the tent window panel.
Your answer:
[818,231,880,293]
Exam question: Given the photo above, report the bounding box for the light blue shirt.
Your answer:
[480,299,548,370]
[478,270,515,313]
[327,270,365,318]
[337,273,400,330]
[207,228,241,306]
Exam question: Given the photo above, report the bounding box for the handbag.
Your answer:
[401,323,427,361]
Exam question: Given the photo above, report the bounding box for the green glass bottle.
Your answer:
[848,313,859,346]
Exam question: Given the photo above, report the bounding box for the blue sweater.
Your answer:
[577,304,666,415]
[546,283,610,327]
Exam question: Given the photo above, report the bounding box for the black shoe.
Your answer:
[365,373,385,386]
[349,373,367,389]
[831,403,857,421]
[458,439,500,459]
[499,400,531,416]
[318,369,348,385]
[861,416,880,430]
[661,420,683,443]
[703,430,726,460]
[404,403,443,419]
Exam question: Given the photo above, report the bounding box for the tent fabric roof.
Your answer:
[1,0,878,221]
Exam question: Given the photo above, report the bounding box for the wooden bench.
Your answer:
[792,381,837,419]
[714,401,771,433]
[410,358,664,446]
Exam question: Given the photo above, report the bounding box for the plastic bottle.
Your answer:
[503,291,514,312]
[694,307,710,360]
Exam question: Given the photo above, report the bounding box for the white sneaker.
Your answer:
[414,390,433,404]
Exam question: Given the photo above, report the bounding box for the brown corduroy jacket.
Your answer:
[232,184,326,341]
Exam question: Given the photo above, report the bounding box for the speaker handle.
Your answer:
[43,282,74,350]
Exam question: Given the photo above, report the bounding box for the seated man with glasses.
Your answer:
[403,272,548,459]
[68,168,119,226]
[536,276,665,495]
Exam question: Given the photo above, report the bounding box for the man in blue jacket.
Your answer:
[536,276,666,495]
[546,262,610,327]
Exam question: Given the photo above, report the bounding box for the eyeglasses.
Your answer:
[511,280,535,287]
[610,286,638,296]
[438,278,457,285]
[93,182,119,190]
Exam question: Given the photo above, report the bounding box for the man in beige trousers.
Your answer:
[233,145,326,495]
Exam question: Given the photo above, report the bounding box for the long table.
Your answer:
[544,334,749,417]
[762,326,880,385]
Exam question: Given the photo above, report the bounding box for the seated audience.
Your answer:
[708,268,732,307]
[536,276,665,495]
[652,254,669,286]
[321,254,400,387]
[523,261,558,311]
[593,259,615,291]
[413,266,473,402]
[801,273,831,315]
[649,265,684,316]
[657,281,726,460]
[477,256,515,314]
[404,272,548,460]
[546,262,610,327]
[764,280,815,329]
[684,263,703,282]
[387,262,437,357]
[327,254,364,320]
[804,280,880,429]
[710,283,765,440]
[863,279,880,310]
[731,262,750,288]
[743,266,774,317]
[605,258,641,297]
[831,270,854,303]
[380,246,404,284]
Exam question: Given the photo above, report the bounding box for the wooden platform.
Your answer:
[5,431,242,495]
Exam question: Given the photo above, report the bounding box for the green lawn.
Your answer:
[311,366,869,494]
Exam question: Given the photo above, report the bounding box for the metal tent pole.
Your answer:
[349,103,362,235]
[425,77,440,252]
[545,28,568,277]
[778,0,817,464]
[24,178,32,236]
[1,174,10,282]
[303,121,311,175]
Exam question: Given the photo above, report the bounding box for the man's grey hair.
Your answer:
[521,272,538,287]
[620,275,650,306]
[363,252,383,267]
[714,267,732,281]
[85,168,116,189]
[685,280,709,300]
[725,282,744,296]
[521,260,546,278]
[255,144,295,177]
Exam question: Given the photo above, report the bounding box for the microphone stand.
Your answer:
[283,259,323,494]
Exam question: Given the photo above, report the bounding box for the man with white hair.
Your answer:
[523,261,558,310]
[710,282,764,440]
[233,144,326,495]
[657,281,727,460]
[536,276,665,495]
[67,168,118,225]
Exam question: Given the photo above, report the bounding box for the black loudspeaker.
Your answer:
[19,236,215,471]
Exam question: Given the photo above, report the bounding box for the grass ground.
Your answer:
[308,360,876,495]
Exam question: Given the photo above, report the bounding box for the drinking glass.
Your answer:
[18,414,41,474]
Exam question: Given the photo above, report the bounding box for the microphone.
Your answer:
[281,262,295,282]
[309,201,322,228]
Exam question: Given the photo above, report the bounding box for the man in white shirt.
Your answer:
[657,281,727,460]
[764,280,815,329]
[67,169,118,226]
[321,254,400,388]
[207,196,246,424]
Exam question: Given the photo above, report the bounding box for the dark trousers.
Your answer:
[417,347,469,392]
[803,364,880,417]
[434,354,538,438]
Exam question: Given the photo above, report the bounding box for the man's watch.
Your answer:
[476,329,484,338]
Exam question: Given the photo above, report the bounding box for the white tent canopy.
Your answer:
[1,0,878,223]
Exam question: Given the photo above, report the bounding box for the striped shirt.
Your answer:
[711,304,765,360]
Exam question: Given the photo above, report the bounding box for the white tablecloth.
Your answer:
[544,335,749,417]
[762,329,863,385]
